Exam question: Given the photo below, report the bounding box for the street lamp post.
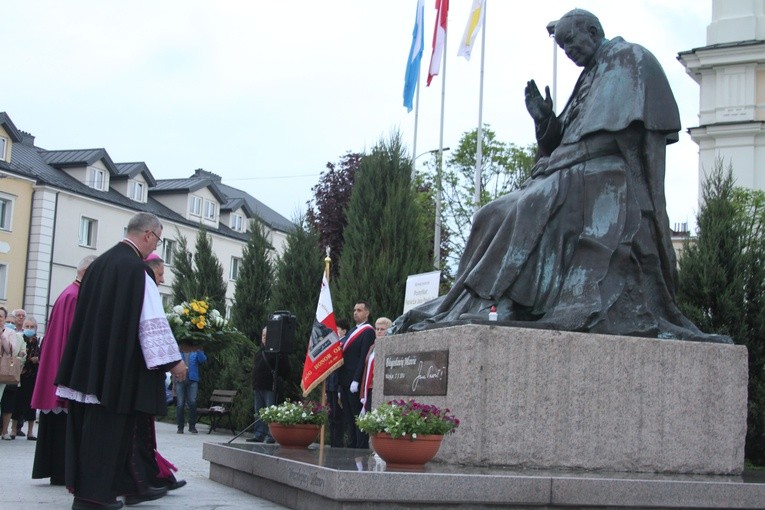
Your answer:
[413,147,451,270]
[547,19,559,114]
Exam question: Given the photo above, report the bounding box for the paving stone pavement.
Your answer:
[0,418,288,510]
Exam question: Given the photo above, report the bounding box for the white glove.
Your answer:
[350,381,359,393]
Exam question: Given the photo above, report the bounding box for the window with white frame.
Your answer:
[189,195,202,216]
[204,199,216,221]
[0,263,7,300]
[162,239,176,266]
[79,217,98,248]
[230,213,244,232]
[230,256,241,280]
[0,137,7,162]
[161,293,173,310]
[130,180,145,202]
[0,194,13,231]
[88,168,106,191]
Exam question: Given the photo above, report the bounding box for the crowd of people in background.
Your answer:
[0,307,39,441]
[2,210,396,509]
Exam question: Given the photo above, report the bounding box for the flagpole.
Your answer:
[473,1,486,213]
[318,249,331,461]
[434,13,448,270]
[411,75,421,180]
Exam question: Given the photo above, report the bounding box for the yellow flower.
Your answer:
[183,308,189,315]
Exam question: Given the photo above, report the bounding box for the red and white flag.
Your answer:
[300,273,344,396]
[427,0,449,86]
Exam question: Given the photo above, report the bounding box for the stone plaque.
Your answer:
[383,350,448,396]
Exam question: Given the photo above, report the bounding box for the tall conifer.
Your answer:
[677,160,765,464]
[170,231,197,304]
[230,218,274,341]
[336,132,431,320]
[270,216,324,400]
[193,226,227,313]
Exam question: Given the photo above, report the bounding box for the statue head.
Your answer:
[553,9,605,67]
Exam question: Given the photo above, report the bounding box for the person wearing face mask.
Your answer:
[4,314,16,332]
[12,316,41,440]
[0,307,27,440]
[0,307,19,405]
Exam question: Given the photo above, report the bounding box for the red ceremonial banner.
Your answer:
[300,273,344,396]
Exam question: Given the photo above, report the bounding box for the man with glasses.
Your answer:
[147,230,163,246]
[56,212,187,510]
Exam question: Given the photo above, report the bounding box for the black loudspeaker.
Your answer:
[266,310,296,354]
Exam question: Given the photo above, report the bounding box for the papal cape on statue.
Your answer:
[393,9,728,343]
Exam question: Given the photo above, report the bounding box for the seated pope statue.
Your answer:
[392,9,727,343]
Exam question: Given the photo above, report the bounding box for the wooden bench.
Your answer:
[196,389,238,435]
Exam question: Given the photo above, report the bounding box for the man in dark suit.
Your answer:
[338,301,375,448]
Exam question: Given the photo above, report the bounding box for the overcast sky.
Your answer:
[4,1,710,229]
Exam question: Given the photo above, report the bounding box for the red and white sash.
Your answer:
[342,323,374,352]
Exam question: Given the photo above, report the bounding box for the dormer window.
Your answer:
[0,137,7,162]
[129,181,145,202]
[230,213,244,232]
[88,168,106,191]
[204,199,217,221]
[189,195,202,216]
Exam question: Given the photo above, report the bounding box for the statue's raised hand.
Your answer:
[525,80,553,123]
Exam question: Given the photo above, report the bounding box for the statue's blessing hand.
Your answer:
[525,80,553,123]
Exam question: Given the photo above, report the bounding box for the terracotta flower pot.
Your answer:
[268,423,320,448]
[370,432,444,468]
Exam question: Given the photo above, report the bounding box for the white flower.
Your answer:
[172,305,184,314]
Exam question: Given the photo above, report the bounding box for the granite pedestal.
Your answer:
[376,325,748,475]
[203,442,765,509]
[203,326,757,509]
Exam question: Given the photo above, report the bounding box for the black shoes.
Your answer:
[167,479,187,491]
[72,497,124,510]
[124,485,168,506]
[246,436,264,443]
[188,428,198,434]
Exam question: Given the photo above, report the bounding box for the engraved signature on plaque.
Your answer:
[383,350,448,396]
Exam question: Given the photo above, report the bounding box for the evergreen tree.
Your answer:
[193,226,227,313]
[677,164,745,336]
[336,132,431,321]
[230,218,274,341]
[170,230,197,304]
[270,215,324,400]
[677,160,765,464]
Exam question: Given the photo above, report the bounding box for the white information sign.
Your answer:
[403,270,441,313]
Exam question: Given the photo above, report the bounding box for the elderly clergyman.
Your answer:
[56,212,188,509]
[394,9,726,343]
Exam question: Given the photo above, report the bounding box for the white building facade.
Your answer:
[679,0,765,196]
[1,112,292,332]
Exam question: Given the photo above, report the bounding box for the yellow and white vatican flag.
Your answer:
[457,0,485,60]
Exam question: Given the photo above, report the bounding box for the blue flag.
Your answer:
[403,0,425,112]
